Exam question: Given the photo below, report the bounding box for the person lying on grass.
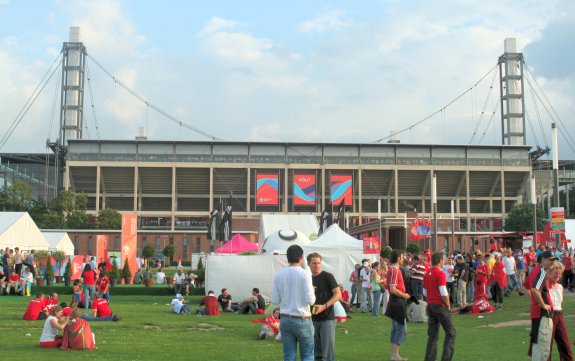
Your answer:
[80,292,121,322]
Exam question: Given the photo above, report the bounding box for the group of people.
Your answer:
[0,247,36,296]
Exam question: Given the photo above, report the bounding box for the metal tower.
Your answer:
[498,38,526,145]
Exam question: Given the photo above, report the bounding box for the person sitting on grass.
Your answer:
[43,292,59,315]
[171,293,192,315]
[237,288,266,314]
[252,307,281,340]
[218,288,239,312]
[61,308,96,350]
[23,292,47,320]
[196,290,221,316]
[39,305,68,348]
[339,284,352,313]
[80,292,121,322]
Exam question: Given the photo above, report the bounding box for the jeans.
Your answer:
[466,280,474,303]
[350,284,358,305]
[83,285,96,309]
[361,287,372,312]
[506,274,519,294]
[411,280,423,297]
[313,319,336,361]
[81,313,114,321]
[371,290,382,316]
[280,317,314,361]
[424,304,456,361]
[390,319,407,345]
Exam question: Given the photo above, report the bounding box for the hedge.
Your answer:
[32,285,206,296]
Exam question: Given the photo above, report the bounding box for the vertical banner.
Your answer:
[121,214,138,284]
[330,175,352,206]
[71,255,85,280]
[550,207,565,233]
[363,237,381,254]
[293,174,316,206]
[256,173,279,205]
[96,235,109,263]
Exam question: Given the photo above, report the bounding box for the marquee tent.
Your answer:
[214,234,258,254]
[42,231,75,255]
[0,212,49,251]
[259,214,318,242]
[259,229,311,254]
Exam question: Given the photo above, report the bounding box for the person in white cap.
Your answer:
[171,293,191,314]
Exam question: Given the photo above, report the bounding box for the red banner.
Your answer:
[293,174,316,206]
[121,214,138,284]
[330,175,352,206]
[71,255,85,280]
[256,174,279,205]
[363,237,381,254]
[96,235,109,264]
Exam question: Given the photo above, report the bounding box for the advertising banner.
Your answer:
[293,174,316,206]
[330,175,352,206]
[121,214,138,284]
[96,235,109,263]
[70,255,85,280]
[363,237,381,254]
[256,174,279,205]
[550,207,565,233]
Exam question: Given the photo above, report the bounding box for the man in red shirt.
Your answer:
[6,272,21,295]
[196,290,221,316]
[23,293,47,320]
[423,252,456,361]
[96,272,111,303]
[80,292,120,321]
[43,292,59,315]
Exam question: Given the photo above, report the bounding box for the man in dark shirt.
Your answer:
[453,255,469,307]
[218,288,238,312]
[237,287,265,314]
[308,252,341,361]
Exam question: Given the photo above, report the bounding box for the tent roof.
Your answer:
[215,234,258,254]
[42,231,75,255]
[259,214,318,242]
[302,224,363,253]
[260,229,311,254]
[0,212,49,251]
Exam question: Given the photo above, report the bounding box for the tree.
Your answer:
[142,245,155,267]
[67,210,90,229]
[163,244,175,265]
[38,211,66,229]
[505,203,546,232]
[97,208,122,229]
[380,246,392,259]
[406,243,421,256]
[197,257,204,270]
[0,181,33,211]
[122,257,132,283]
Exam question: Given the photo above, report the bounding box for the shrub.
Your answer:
[380,245,393,259]
[406,243,421,256]
[122,257,132,278]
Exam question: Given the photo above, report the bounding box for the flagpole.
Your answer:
[432,173,437,251]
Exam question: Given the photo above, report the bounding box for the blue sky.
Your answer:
[0,0,574,159]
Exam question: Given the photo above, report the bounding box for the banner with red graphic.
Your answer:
[293,174,316,206]
[363,237,381,254]
[121,214,138,284]
[96,235,109,264]
[256,174,279,205]
[71,255,85,280]
[330,175,352,206]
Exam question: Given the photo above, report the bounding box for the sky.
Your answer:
[0,0,574,159]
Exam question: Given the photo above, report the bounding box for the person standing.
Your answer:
[453,255,469,307]
[385,250,412,361]
[13,247,24,276]
[349,264,360,310]
[359,260,372,313]
[546,261,574,360]
[81,264,97,309]
[272,245,315,361]
[25,250,36,278]
[423,251,456,361]
[441,257,455,304]
[307,252,341,361]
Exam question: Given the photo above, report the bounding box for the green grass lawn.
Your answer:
[1,292,574,360]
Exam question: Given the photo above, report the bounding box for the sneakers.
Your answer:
[112,314,122,322]
[258,331,267,340]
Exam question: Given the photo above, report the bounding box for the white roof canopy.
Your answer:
[42,231,75,255]
[0,212,49,251]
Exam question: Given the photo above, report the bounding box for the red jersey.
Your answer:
[96,275,110,293]
[488,242,498,252]
[527,265,553,318]
[423,266,447,306]
[8,273,19,282]
[199,295,221,316]
[23,297,46,320]
[525,252,536,267]
[386,266,405,293]
[341,290,349,303]
[475,264,489,284]
[44,297,59,312]
[92,298,112,317]
[82,270,96,286]
[564,256,572,271]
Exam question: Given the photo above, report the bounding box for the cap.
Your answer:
[63,307,73,316]
[362,261,368,267]
[176,293,183,298]
[539,250,557,261]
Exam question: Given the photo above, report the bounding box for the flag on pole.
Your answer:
[220,196,233,242]
[335,198,346,231]
[318,203,333,236]
[207,202,222,241]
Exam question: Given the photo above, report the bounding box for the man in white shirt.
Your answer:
[272,245,315,361]
[173,269,186,295]
[502,249,522,296]
[359,260,372,313]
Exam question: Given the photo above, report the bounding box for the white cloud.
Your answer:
[298,10,350,34]
[199,17,238,35]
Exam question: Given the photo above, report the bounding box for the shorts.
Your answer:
[390,319,407,345]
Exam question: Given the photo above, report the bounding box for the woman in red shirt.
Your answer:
[474,254,490,301]
[490,255,507,309]
[563,253,573,291]
[81,264,97,309]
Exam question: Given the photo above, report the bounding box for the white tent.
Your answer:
[206,224,377,300]
[259,214,319,243]
[0,212,49,251]
[260,229,311,254]
[566,219,574,249]
[42,231,75,255]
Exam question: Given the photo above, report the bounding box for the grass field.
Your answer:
[1,291,574,361]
